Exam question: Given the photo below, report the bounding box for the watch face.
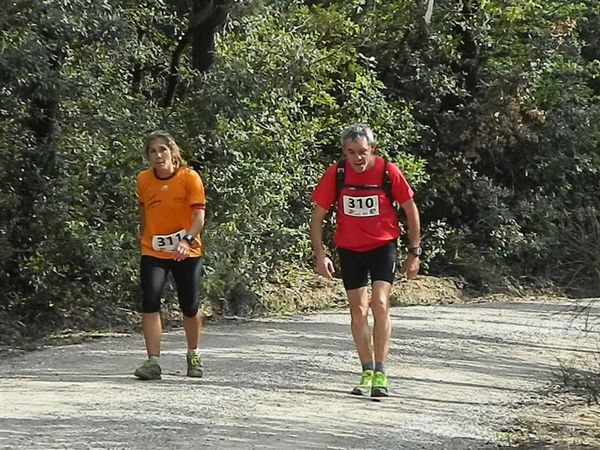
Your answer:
[411,247,422,256]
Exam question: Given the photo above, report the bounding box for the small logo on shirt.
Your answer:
[160,185,169,191]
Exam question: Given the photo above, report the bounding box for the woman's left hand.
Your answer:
[173,240,191,261]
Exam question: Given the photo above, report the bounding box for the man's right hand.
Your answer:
[316,256,335,279]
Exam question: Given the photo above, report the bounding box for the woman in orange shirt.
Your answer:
[134,130,206,380]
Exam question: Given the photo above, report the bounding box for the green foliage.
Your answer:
[1,0,600,337]
[0,0,157,325]
[173,2,423,306]
[350,0,600,294]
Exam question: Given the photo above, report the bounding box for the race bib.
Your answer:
[342,194,380,217]
[151,229,186,252]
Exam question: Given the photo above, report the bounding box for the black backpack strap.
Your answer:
[335,157,346,201]
[336,156,394,205]
[381,157,393,202]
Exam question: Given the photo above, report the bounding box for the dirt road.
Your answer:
[1,298,598,449]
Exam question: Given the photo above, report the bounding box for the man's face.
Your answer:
[342,137,375,173]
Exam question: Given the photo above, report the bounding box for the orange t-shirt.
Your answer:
[136,167,206,259]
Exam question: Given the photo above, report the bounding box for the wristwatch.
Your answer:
[182,234,195,245]
[408,246,422,257]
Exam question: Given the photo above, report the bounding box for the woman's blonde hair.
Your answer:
[143,130,187,168]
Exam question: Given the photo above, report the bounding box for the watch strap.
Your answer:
[408,246,422,257]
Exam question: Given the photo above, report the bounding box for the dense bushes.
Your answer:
[0,0,599,334]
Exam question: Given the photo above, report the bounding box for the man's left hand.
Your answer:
[401,255,420,280]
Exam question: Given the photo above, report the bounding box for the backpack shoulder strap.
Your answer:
[381,157,393,201]
[335,157,346,201]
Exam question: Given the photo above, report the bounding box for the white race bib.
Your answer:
[151,229,186,252]
[342,194,380,217]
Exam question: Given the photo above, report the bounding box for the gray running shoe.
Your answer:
[134,358,162,380]
[187,352,204,378]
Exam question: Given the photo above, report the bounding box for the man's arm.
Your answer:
[310,204,335,279]
[400,198,421,279]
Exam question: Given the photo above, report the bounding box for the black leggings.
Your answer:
[140,255,203,317]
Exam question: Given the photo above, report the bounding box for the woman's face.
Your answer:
[147,137,175,175]
[342,136,376,173]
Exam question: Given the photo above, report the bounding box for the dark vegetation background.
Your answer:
[1,0,599,342]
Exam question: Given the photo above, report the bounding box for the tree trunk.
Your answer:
[161,0,233,107]
[456,0,480,96]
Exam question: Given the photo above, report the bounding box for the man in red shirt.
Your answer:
[310,124,421,397]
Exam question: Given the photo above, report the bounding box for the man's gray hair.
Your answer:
[340,124,376,147]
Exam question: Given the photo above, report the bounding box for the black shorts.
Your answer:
[140,255,203,317]
[337,241,397,291]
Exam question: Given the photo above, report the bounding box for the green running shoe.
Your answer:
[186,352,204,378]
[351,370,373,396]
[371,371,389,397]
[134,358,161,380]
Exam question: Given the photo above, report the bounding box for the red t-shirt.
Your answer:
[311,156,414,252]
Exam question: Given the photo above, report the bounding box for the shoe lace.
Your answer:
[373,372,386,386]
[188,353,201,368]
[360,371,373,386]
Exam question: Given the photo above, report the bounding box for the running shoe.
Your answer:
[134,358,162,380]
[186,352,204,378]
[351,370,373,396]
[371,371,389,397]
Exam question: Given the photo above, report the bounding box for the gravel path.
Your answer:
[1,298,598,449]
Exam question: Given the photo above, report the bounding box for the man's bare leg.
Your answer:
[370,280,392,365]
[347,286,373,365]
